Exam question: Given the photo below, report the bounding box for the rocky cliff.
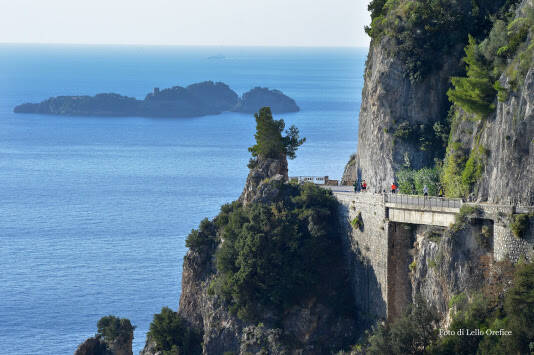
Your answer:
[342,0,534,205]
[342,38,459,191]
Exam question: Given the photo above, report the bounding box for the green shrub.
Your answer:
[428,259,437,269]
[414,166,440,196]
[451,205,479,233]
[510,214,531,238]
[148,307,202,355]
[396,166,440,196]
[351,212,363,230]
[185,218,217,251]
[212,183,347,321]
[397,169,416,194]
[366,295,439,354]
[96,315,135,344]
[461,145,487,195]
[409,260,417,272]
[434,263,534,355]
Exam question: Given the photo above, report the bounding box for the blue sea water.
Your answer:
[0,44,366,354]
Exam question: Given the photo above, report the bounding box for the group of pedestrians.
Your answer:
[354,179,443,197]
[353,179,368,192]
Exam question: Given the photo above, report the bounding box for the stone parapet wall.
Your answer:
[335,192,388,321]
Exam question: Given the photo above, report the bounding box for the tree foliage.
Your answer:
[396,166,440,196]
[96,315,135,344]
[148,307,202,355]
[448,36,497,117]
[364,0,516,81]
[211,182,349,321]
[248,107,305,161]
[433,262,534,355]
[366,295,439,354]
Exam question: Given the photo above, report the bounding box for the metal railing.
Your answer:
[384,193,462,209]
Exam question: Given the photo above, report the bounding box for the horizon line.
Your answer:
[0,41,369,49]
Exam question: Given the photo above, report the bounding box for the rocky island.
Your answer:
[13,82,299,118]
[76,0,534,353]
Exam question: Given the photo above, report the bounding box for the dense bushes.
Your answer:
[364,295,439,354]
[365,0,515,81]
[148,307,202,355]
[396,166,440,195]
[433,262,534,354]
[96,315,135,344]
[449,3,534,116]
[441,139,487,199]
[510,213,532,238]
[185,218,217,251]
[210,182,347,321]
[392,120,449,156]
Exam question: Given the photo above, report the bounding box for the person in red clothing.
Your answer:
[391,183,397,194]
[361,180,367,191]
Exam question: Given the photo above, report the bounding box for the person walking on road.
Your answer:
[391,183,397,194]
[361,180,367,192]
[353,180,358,192]
[423,185,429,196]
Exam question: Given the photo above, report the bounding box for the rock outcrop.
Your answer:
[239,156,288,205]
[75,333,133,355]
[343,0,534,205]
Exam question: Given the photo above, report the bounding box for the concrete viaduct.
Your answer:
[290,179,534,321]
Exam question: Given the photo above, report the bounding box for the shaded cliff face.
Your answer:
[342,39,459,190]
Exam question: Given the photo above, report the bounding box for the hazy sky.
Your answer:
[1,0,370,47]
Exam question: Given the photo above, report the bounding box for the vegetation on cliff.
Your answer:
[448,5,534,117]
[147,307,202,355]
[75,315,134,355]
[365,0,517,81]
[355,262,534,355]
[248,107,305,164]
[97,316,135,345]
[186,107,349,323]
[210,182,351,321]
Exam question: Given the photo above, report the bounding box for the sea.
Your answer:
[0,44,366,354]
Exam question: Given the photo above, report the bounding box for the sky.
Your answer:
[0,0,370,47]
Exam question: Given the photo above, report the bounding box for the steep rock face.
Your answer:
[342,39,460,191]
[443,0,534,204]
[410,225,491,320]
[239,156,288,205]
[449,68,534,204]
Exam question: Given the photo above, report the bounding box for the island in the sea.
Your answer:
[13,81,300,118]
